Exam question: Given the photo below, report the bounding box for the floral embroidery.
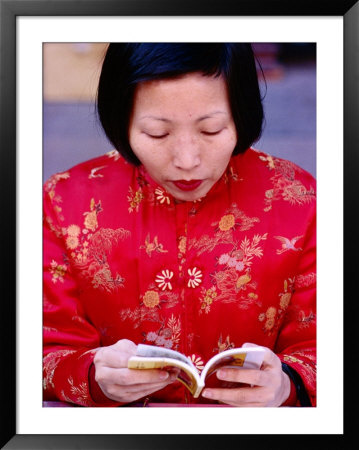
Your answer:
[295,272,316,289]
[178,236,187,255]
[190,204,260,256]
[189,354,205,371]
[259,306,277,333]
[143,290,160,308]
[128,187,144,213]
[144,314,181,349]
[44,171,70,222]
[43,349,76,390]
[49,260,67,283]
[155,269,174,291]
[83,198,102,231]
[258,278,295,335]
[66,376,92,406]
[155,187,171,205]
[187,267,203,288]
[140,234,168,257]
[261,155,316,211]
[218,214,235,231]
[199,286,217,314]
[274,235,303,254]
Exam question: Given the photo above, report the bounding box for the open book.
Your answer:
[128,344,266,398]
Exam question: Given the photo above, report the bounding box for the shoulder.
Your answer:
[233,147,316,189]
[44,150,134,195]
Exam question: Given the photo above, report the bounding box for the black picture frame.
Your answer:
[1,0,357,448]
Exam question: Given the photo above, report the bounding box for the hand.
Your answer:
[201,343,291,407]
[93,339,177,403]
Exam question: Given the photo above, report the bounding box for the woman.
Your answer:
[43,43,316,407]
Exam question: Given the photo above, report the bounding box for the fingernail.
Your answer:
[217,369,226,379]
[202,390,212,398]
[159,371,169,380]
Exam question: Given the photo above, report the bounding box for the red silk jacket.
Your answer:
[43,148,316,406]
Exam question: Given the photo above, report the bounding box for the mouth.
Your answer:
[172,179,203,192]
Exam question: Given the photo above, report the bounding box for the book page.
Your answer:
[201,347,265,382]
[128,356,201,396]
[136,344,195,368]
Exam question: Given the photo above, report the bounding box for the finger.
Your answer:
[94,347,131,368]
[202,386,262,406]
[242,343,279,369]
[108,380,175,404]
[216,368,269,387]
[96,366,174,386]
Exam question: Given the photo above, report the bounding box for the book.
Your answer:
[128,344,266,398]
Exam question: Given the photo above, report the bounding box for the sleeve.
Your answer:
[275,201,317,407]
[43,183,121,407]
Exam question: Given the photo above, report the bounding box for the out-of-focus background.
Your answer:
[43,43,316,182]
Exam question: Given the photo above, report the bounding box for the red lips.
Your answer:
[172,180,203,191]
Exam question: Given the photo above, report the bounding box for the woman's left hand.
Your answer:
[201,343,291,407]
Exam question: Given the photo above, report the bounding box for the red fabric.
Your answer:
[43,148,316,406]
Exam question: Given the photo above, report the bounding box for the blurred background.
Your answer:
[43,43,316,182]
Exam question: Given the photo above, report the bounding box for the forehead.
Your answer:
[131,72,230,116]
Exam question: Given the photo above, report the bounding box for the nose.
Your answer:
[172,134,201,171]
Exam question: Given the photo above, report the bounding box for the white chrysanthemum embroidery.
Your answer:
[155,269,174,291]
[155,188,171,205]
[189,354,205,372]
[187,267,203,288]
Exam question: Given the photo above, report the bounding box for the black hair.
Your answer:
[97,43,264,166]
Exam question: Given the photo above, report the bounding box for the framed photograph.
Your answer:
[1,0,357,448]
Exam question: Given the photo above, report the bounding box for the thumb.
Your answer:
[242,342,259,348]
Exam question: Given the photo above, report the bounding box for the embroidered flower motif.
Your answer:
[146,331,158,342]
[189,354,205,372]
[84,210,98,231]
[49,260,67,283]
[67,224,81,236]
[199,286,217,314]
[178,236,187,254]
[218,253,230,265]
[66,235,79,250]
[155,188,171,205]
[218,214,235,231]
[187,267,203,288]
[143,290,160,308]
[128,188,144,213]
[155,269,174,291]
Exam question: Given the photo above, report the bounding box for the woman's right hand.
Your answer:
[93,339,177,403]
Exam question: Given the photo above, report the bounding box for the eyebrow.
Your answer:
[138,111,228,123]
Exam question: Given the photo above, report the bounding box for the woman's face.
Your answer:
[128,72,237,202]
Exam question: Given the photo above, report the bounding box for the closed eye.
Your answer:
[146,133,169,139]
[201,130,222,136]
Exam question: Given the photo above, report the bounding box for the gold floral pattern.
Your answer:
[260,154,316,211]
[218,214,235,231]
[128,187,144,213]
[143,290,160,308]
[49,260,67,283]
[43,148,316,406]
